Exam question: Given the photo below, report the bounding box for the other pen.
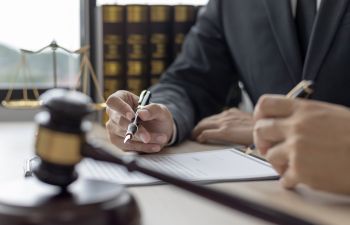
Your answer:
[245,80,314,154]
[124,90,152,144]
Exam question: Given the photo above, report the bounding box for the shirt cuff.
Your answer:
[166,121,177,146]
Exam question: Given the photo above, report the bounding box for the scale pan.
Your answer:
[1,100,42,109]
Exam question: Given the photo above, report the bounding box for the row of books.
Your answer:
[95,4,202,106]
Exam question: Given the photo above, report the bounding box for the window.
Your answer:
[0,0,81,89]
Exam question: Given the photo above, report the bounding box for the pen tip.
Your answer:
[124,134,132,144]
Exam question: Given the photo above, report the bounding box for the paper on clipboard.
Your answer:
[77,148,278,186]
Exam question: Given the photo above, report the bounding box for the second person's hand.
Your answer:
[192,108,254,146]
[106,90,174,153]
[253,95,350,194]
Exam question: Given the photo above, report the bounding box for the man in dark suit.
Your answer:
[106,0,350,153]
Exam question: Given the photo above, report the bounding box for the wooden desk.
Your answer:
[1,122,350,225]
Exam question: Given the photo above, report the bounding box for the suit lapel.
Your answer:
[303,0,350,81]
[263,0,302,84]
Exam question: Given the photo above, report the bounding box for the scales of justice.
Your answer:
[0,42,315,225]
[1,40,106,110]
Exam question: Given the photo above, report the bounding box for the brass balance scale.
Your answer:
[1,40,106,110]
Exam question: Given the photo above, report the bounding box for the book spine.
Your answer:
[102,5,126,85]
[126,5,149,95]
[173,5,196,57]
[149,5,172,85]
[99,5,126,123]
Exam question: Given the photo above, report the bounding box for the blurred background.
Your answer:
[0,0,209,121]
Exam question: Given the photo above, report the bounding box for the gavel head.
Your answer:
[34,89,93,188]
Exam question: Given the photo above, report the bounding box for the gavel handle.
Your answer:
[82,140,318,225]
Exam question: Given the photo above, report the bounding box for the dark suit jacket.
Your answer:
[150,0,350,143]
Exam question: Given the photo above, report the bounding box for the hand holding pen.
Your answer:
[246,80,314,154]
[105,90,174,153]
[254,83,350,193]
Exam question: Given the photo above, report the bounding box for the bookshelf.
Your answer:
[94,0,208,123]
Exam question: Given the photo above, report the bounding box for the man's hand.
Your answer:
[106,90,174,153]
[254,95,350,194]
[192,108,254,146]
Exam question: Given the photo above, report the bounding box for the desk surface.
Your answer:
[1,122,350,225]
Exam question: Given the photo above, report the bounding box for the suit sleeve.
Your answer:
[150,0,239,144]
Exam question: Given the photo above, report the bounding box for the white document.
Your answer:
[77,148,278,186]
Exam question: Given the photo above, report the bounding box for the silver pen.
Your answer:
[124,90,152,143]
